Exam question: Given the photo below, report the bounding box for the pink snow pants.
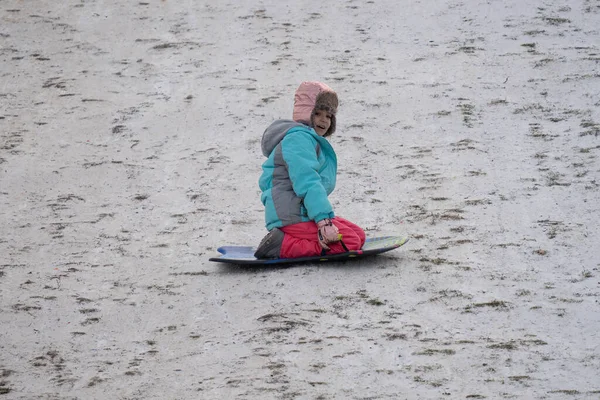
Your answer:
[280,217,366,259]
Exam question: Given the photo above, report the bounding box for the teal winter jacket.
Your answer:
[259,120,337,230]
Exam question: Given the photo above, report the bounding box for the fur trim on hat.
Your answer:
[311,91,338,137]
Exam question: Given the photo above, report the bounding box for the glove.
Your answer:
[317,218,340,251]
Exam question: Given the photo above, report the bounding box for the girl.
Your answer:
[255,81,366,259]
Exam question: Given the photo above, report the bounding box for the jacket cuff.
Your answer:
[314,212,334,224]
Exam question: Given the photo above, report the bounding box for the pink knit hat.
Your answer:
[292,81,338,136]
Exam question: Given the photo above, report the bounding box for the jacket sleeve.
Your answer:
[280,131,334,222]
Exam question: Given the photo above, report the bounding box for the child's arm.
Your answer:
[280,132,334,223]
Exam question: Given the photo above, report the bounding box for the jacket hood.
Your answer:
[261,120,306,157]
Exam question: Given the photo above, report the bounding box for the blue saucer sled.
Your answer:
[209,236,409,265]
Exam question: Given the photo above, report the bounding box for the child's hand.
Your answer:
[317,219,340,250]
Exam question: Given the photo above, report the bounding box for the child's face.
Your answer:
[313,109,332,136]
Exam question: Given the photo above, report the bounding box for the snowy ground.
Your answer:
[1,0,599,399]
